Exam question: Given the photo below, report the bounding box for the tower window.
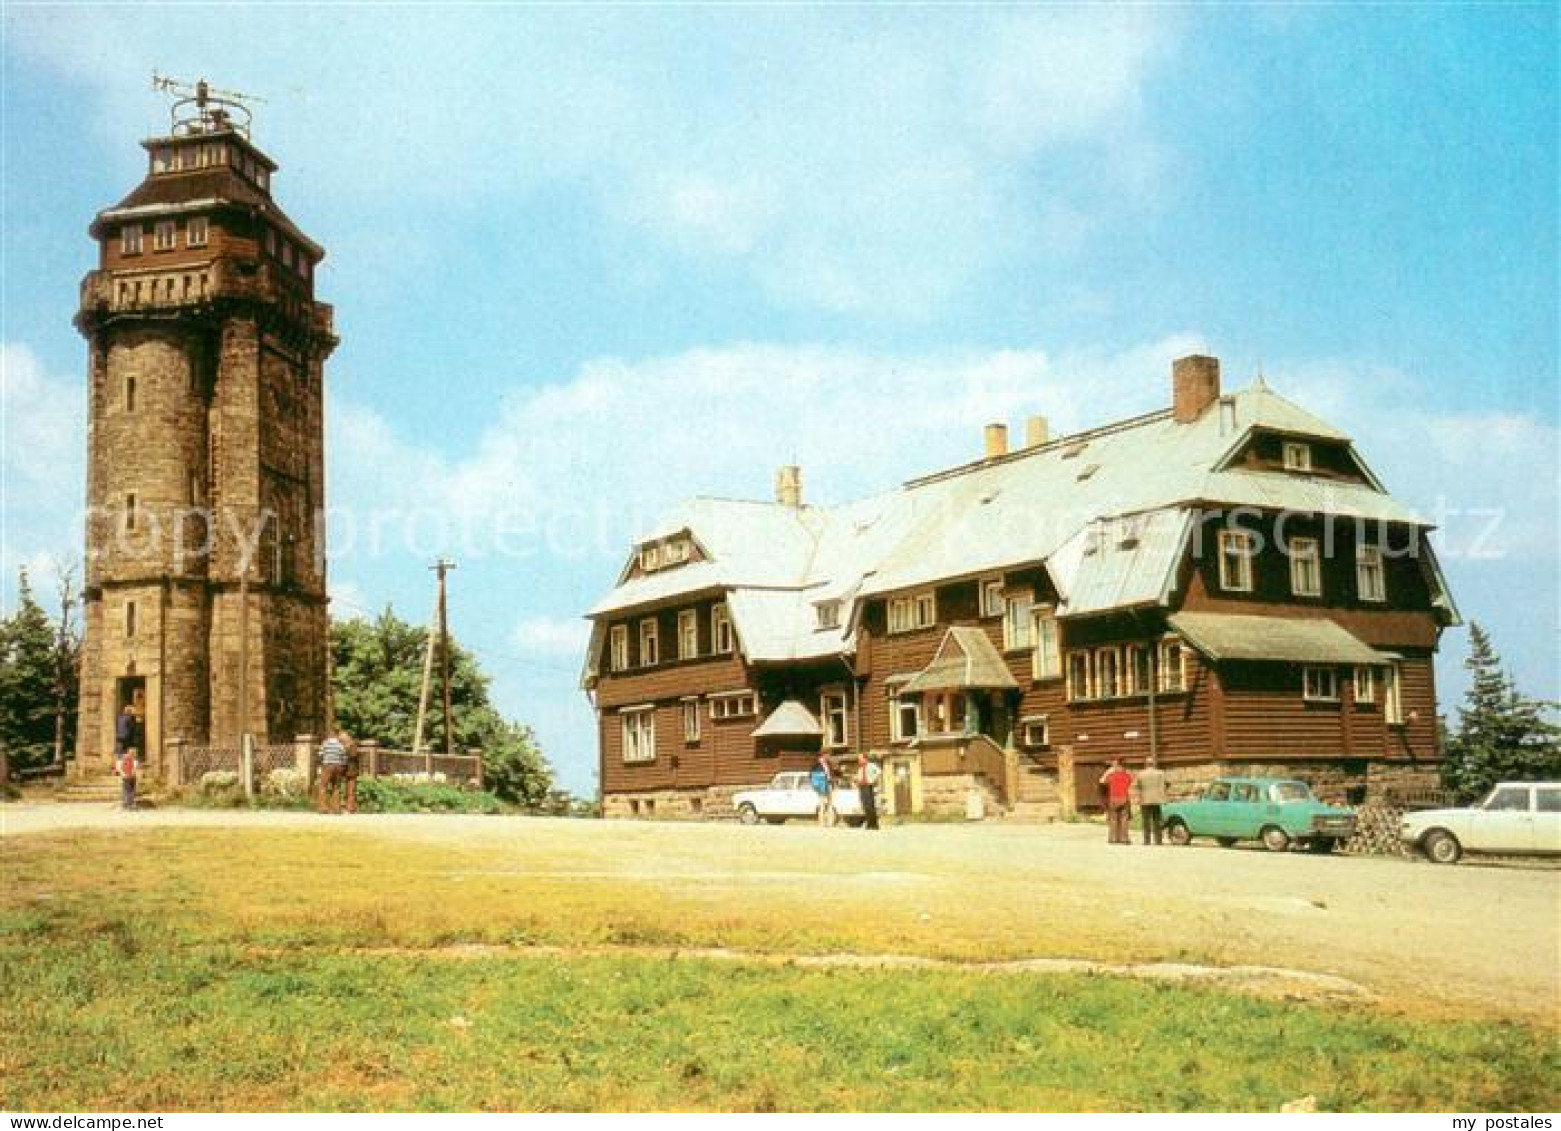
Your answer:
[153,221,176,251]
[265,229,277,255]
[125,493,137,531]
[187,217,209,248]
[125,602,137,638]
[121,225,143,255]
[151,147,172,173]
[125,376,136,412]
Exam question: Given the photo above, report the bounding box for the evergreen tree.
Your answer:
[0,570,65,772]
[1441,623,1561,800]
[330,607,553,805]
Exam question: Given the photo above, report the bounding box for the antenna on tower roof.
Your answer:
[152,72,266,139]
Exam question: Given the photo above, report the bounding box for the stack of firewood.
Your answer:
[1342,803,1409,857]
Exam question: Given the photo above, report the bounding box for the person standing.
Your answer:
[341,732,361,814]
[317,732,348,814]
[855,752,881,830]
[114,702,141,766]
[811,751,836,827]
[117,745,139,811]
[1099,759,1133,845]
[1135,756,1169,845]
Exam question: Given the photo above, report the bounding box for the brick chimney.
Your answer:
[774,465,803,508]
[1173,355,1221,424]
[1024,415,1050,449]
[984,423,1008,459]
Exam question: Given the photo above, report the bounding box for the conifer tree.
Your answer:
[1442,623,1561,799]
[0,570,66,772]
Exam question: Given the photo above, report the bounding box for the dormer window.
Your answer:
[1283,441,1313,471]
[638,544,662,572]
[815,601,841,631]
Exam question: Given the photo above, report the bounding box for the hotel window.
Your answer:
[710,691,757,720]
[1158,637,1187,692]
[121,225,143,255]
[1066,651,1093,702]
[889,687,921,743]
[1218,529,1256,592]
[1384,663,1405,725]
[1095,648,1122,699]
[1283,441,1313,471]
[980,578,1006,618]
[621,708,655,764]
[1125,643,1152,696]
[638,618,659,667]
[1289,537,1322,598]
[821,690,850,748]
[677,609,698,660]
[609,624,629,672]
[187,217,209,248]
[1303,666,1340,702]
[681,698,701,743]
[1356,546,1386,602]
[888,592,936,634]
[1003,590,1033,651]
[153,221,176,251]
[1019,715,1050,748]
[1353,666,1377,705]
[1031,606,1061,680]
[712,603,734,654]
[815,600,841,631]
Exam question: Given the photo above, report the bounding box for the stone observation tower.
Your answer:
[74,78,336,774]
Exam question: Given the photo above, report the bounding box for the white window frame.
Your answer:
[638,618,659,667]
[1384,662,1404,726]
[1094,647,1122,699]
[1158,637,1187,692]
[914,592,936,629]
[1353,666,1377,705]
[1218,529,1256,592]
[1282,441,1313,471]
[712,603,735,654]
[608,624,629,672]
[1289,536,1322,598]
[121,225,143,255]
[889,687,921,743]
[621,708,656,764]
[1019,715,1050,749]
[681,698,701,744]
[980,578,1006,618]
[888,591,937,634]
[677,609,698,660]
[815,600,841,631]
[709,691,757,720]
[1003,590,1033,651]
[1066,651,1093,702]
[821,690,850,749]
[153,220,177,251]
[1031,606,1061,680]
[1303,666,1340,702]
[187,216,209,248]
[1125,643,1152,696]
[1356,545,1386,603]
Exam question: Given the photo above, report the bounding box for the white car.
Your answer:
[1400,781,1561,864]
[733,771,865,826]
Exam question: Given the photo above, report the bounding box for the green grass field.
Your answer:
[1,821,1555,1111]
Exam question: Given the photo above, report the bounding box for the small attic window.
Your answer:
[1115,516,1144,549]
[1219,396,1238,435]
[1075,462,1100,482]
[1061,441,1088,460]
[815,600,841,630]
[1283,441,1313,471]
[1082,525,1105,557]
[638,544,662,572]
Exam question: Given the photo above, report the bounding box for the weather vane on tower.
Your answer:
[151,72,265,139]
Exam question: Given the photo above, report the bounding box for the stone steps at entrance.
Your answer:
[1003,800,1063,823]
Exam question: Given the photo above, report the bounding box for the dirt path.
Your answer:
[5,803,1557,1020]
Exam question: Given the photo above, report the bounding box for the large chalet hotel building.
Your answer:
[582,357,1460,819]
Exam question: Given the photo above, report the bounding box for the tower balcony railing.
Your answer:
[80,262,331,336]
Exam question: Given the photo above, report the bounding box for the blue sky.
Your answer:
[2,5,1556,796]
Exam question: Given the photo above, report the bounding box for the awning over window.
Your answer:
[901,627,1021,695]
[752,699,824,739]
[1168,612,1389,666]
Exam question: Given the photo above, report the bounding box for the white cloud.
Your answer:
[7,8,1178,315]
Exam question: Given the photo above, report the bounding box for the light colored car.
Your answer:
[733,771,864,826]
[1399,781,1561,864]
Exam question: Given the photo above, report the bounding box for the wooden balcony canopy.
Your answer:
[902,627,1021,695]
[1168,612,1388,666]
[752,699,824,739]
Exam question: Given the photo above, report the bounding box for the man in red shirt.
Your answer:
[1099,759,1133,845]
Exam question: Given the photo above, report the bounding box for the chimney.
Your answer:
[774,464,803,508]
[1172,354,1221,424]
[1024,415,1050,449]
[984,422,1009,460]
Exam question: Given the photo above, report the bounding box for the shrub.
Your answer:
[352,778,507,815]
[262,767,310,801]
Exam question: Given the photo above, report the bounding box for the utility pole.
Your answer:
[413,559,457,776]
[435,559,457,760]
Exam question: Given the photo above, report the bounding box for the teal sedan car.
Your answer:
[1163,777,1356,853]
